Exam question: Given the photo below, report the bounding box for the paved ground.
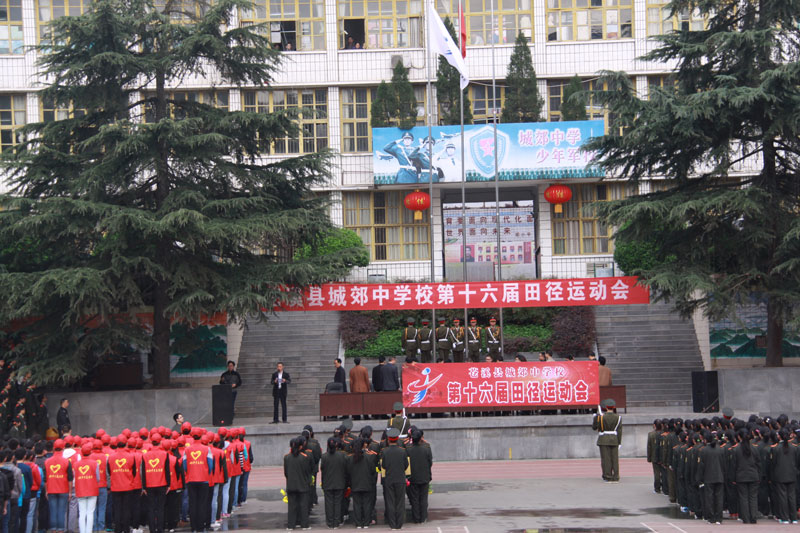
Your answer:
[217,457,788,532]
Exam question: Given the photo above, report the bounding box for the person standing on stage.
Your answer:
[417,319,433,363]
[271,362,290,424]
[451,318,465,363]
[371,356,386,393]
[435,318,451,363]
[401,318,419,360]
[486,316,502,361]
[407,428,432,524]
[380,428,408,530]
[466,317,481,363]
[333,359,347,393]
[219,361,243,409]
[592,399,622,483]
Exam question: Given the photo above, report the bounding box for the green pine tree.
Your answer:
[560,75,587,121]
[584,0,800,367]
[0,0,366,386]
[370,81,395,128]
[501,32,543,123]
[391,60,418,130]
[436,17,472,126]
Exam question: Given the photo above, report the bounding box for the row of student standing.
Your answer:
[647,412,800,525]
[284,422,432,530]
[38,423,253,533]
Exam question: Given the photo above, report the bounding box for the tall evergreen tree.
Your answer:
[0,0,366,385]
[391,60,418,130]
[436,17,472,126]
[560,75,587,121]
[584,0,800,367]
[501,32,543,123]
[370,81,395,128]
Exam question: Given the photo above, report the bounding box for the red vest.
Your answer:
[26,461,42,491]
[168,454,182,491]
[108,451,135,493]
[73,456,100,498]
[45,454,70,495]
[143,449,168,488]
[184,443,211,483]
[90,452,109,488]
[130,452,143,490]
[242,440,252,472]
[210,447,224,485]
[227,443,242,477]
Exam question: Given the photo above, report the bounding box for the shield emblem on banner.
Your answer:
[469,126,509,178]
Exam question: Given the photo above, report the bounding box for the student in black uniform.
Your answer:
[347,437,378,529]
[302,426,322,508]
[283,437,312,530]
[406,428,432,524]
[696,430,725,525]
[320,437,347,529]
[770,427,800,524]
[380,428,408,530]
[731,428,760,524]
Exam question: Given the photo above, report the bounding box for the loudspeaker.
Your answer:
[212,385,234,426]
[691,371,719,413]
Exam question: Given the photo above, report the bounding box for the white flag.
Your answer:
[428,4,469,90]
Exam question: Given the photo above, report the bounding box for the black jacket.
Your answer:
[697,444,726,484]
[284,452,312,492]
[56,407,70,431]
[407,442,432,484]
[731,442,760,483]
[333,367,347,393]
[380,443,408,485]
[271,371,291,397]
[347,451,378,492]
[320,451,348,491]
[380,363,400,392]
[371,364,384,392]
[219,370,242,388]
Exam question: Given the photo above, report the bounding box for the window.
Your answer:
[467,0,532,45]
[240,0,325,50]
[0,94,26,152]
[0,0,23,53]
[340,87,373,153]
[143,90,228,122]
[471,84,504,124]
[647,74,676,98]
[547,78,627,134]
[551,183,629,255]
[41,97,86,121]
[338,0,422,49]
[646,1,703,36]
[152,0,211,23]
[546,0,632,42]
[242,88,328,154]
[343,191,430,261]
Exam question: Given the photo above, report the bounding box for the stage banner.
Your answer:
[402,362,600,408]
[372,120,605,185]
[280,276,649,311]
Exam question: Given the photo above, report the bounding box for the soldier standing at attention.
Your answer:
[435,318,451,363]
[388,402,411,439]
[647,419,663,494]
[401,318,419,360]
[466,317,481,363]
[451,318,465,363]
[380,428,408,530]
[486,316,501,361]
[417,319,433,363]
[592,399,622,482]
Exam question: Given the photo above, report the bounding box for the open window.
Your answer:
[342,19,365,48]
[270,21,296,50]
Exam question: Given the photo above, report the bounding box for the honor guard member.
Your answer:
[402,318,419,360]
[451,318,466,363]
[467,317,482,362]
[388,402,411,439]
[486,316,502,361]
[380,428,409,530]
[592,399,622,482]
[418,319,433,363]
[435,318,451,362]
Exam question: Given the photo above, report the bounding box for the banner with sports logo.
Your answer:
[402,362,600,408]
[372,120,604,185]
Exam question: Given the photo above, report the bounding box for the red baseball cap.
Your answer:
[181,422,191,434]
[53,439,64,451]
[81,443,93,456]
[218,427,228,437]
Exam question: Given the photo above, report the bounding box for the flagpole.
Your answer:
[490,0,504,350]
[459,0,467,329]
[425,0,436,361]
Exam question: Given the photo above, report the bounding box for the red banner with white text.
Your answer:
[279,276,648,311]
[402,362,600,408]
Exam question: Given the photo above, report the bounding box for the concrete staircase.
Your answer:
[595,300,705,408]
[234,311,341,419]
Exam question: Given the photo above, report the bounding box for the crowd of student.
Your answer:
[284,417,432,530]
[0,422,253,533]
[647,411,800,525]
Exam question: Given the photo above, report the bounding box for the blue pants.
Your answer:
[49,494,68,531]
[210,483,219,522]
[181,489,189,522]
[221,478,230,516]
[231,476,239,510]
[94,487,108,531]
[238,471,250,504]
[25,497,37,533]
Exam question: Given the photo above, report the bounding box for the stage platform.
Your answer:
[219,408,711,466]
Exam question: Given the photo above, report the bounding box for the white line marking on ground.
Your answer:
[640,523,658,532]
[667,523,687,533]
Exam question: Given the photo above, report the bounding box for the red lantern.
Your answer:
[544,184,573,214]
[404,190,431,221]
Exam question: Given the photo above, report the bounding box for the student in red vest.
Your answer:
[141,433,170,533]
[182,428,214,533]
[74,443,100,533]
[45,439,72,533]
[225,430,242,515]
[23,448,42,533]
[164,439,184,533]
[108,435,136,533]
[198,433,214,531]
[127,437,145,533]
[90,437,109,533]
[209,433,228,526]
[237,428,253,506]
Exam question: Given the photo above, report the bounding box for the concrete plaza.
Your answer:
[221,457,783,532]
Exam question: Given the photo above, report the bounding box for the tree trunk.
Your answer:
[765,297,783,367]
[152,278,172,387]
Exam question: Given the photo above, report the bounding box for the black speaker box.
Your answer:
[212,384,234,426]
[691,371,719,413]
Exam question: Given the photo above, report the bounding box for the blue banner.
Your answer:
[372,120,604,185]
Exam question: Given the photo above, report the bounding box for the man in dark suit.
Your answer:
[372,356,385,392]
[271,361,290,424]
[381,356,400,392]
[57,398,70,435]
[333,358,347,392]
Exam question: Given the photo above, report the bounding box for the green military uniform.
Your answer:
[303,426,322,506]
[646,422,662,493]
[418,319,433,363]
[592,399,622,482]
[320,448,348,528]
[388,401,411,437]
[380,428,409,530]
[486,318,501,361]
[466,318,481,363]
[401,318,419,359]
[451,319,465,363]
[435,319,451,362]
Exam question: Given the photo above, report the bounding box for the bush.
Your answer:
[549,307,596,358]
[345,328,402,359]
[339,312,379,350]
[614,238,659,275]
[295,227,370,268]
[503,336,531,356]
